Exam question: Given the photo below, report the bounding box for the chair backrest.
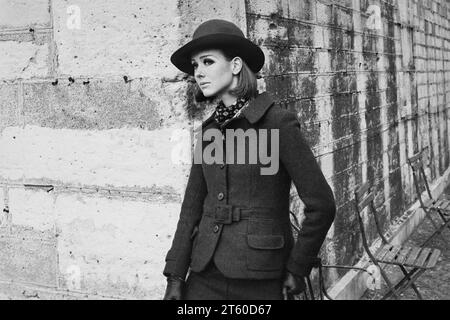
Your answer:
[408,150,433,208]
[354,182,389,260]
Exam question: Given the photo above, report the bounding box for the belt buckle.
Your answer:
[215,204,233,224]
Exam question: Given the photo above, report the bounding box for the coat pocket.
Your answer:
[246,234,285,271]
[247,234,284,249]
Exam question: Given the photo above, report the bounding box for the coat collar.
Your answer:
[201,91,275,130]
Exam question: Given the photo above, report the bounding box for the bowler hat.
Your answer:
[170,19,265,75]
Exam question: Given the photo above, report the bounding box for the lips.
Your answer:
[199,82,210,86]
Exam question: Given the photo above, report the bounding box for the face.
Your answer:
[191,49,241,98]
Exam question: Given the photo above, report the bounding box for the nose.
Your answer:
[194,65,204,80]
[194,70,203,81]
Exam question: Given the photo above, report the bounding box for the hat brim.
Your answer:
[170,34,265,75]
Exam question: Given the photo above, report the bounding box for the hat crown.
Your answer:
[170,19,264,75]
[192,19,245,40]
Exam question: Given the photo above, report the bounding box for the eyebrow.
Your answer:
[191,55,214,62]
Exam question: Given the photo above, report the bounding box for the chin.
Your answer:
[201,89,216,98]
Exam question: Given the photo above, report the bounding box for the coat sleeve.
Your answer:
[162,132,207,280]
[278,111,336,277]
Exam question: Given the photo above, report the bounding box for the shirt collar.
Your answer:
[201,91,275,130]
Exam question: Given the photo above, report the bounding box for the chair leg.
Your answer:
[318,266,333,300]
[383,268,426,300]
[378,266,400,300]
[320,280,334,301]
[306,276,315,300]
[398,265,423,300]
[394,268,426,299]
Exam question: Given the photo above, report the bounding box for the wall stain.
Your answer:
[330,4,362,267]
[385,0,403,219]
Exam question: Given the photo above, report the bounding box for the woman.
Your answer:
[163,19,336,300]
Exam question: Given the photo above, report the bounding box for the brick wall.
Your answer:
[0,0,448,299]
[245,0,450,285]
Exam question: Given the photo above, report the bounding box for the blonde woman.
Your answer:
[163,19,336,300]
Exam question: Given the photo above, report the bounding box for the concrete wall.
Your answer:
[0,0,449,299]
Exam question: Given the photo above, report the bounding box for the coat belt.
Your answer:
[202,204,277,224]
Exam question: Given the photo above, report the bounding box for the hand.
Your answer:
[163,276,184,300]
[282,272,306,300]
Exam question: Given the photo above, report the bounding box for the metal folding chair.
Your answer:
[353,182,441,299]
[289,212,374,300]
[408,151,450,246]
[302,258,374,300]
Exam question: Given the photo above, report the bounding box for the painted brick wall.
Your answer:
[245,0,450,286]
[0,0,449,299]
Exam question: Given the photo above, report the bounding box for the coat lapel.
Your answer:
[241,91,275,124]
[200,91,275,132]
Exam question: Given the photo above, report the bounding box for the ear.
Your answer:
[231,57,243,75]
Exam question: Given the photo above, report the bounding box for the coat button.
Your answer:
[217,192,224,200]
[220,164,225,169]
[213,225,219,233]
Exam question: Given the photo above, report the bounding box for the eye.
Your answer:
[204,59,213,65]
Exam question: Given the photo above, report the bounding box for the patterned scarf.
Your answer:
[214,97,249,126]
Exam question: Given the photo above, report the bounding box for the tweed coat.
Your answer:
[163,91,336,280]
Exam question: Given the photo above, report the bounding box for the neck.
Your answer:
[220,93,238,108]
[218,76,240,107]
